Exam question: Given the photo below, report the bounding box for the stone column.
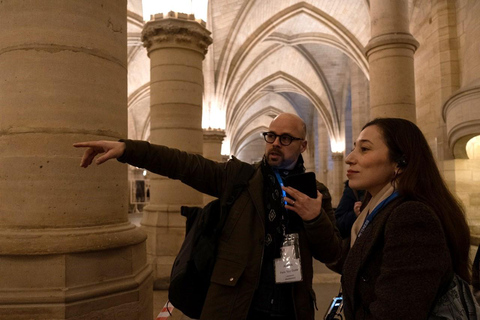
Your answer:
[331,152,345,207]
[203,129,226,204]
[141,12,212,288]
[317,116,330,186]
[0,1,152,319]
[350,60,370,139]
[366,0,419,122]
[203,129,226,162]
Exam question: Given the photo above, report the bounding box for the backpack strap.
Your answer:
[221,157,255,202]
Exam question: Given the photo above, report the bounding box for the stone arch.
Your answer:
[217,1,368,110]
[128,82,151,141]
[265,33,369,79]
[227,71,339,147]
[230,106,284,154]
[234,126,269,159]
[224,43,340,137]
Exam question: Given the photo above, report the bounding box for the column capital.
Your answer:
[203,128,226,142]
[442,82,480,159]
[142,11,213,56]
[331,152,344,161]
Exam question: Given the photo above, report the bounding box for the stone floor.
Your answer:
[151,283,341,320]
[128,213,342,320]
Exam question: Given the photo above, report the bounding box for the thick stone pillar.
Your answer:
[203,129,226,204]
[331,152,345,207]
[203,129,226,162]
[317,116,330,186]
[141,12,212,288]
[350,60,370,139]
[366,0,419,122]
[0,1,152,319]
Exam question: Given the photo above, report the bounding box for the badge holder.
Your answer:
[274,233,302,283]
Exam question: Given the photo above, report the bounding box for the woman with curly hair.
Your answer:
[339,118,472,319]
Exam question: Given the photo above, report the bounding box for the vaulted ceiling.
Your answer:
[127,0,373,158]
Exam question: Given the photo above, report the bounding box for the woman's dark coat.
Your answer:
[338,199,452,320]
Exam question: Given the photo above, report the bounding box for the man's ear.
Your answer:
[300,140,307,153]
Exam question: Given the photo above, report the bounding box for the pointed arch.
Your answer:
[230,106,284,154]
[227,71,340,146]
[128,82,150,141]
[233,126,269,157]
[217,2,368,111]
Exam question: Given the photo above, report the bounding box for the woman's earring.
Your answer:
[391,169,400,188]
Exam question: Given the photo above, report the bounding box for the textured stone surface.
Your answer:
[0,0,152,318]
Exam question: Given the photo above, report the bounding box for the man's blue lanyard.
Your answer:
[273,170,289,236]
[357,191,399,238]
[273,170,288,206]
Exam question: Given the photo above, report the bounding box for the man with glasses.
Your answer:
[74,113,341,320]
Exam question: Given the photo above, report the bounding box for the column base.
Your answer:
[0,242,153,319]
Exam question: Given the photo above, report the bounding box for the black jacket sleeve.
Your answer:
[117,139,227,197]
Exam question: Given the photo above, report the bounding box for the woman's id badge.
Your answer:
[274,233,302,283]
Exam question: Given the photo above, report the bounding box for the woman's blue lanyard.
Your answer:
[357,191,399,238]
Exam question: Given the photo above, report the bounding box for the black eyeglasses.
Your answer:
[262,132,303,146]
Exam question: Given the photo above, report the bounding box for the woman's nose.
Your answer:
[345,151,354,164]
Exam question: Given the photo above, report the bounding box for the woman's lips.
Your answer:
[346,169,358,177]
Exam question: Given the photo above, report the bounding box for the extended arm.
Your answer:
[74,139,247,198]
[73,140,126,167]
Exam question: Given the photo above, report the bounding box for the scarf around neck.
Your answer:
[351,183,396,247]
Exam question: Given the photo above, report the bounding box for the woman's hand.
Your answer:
[354,201,362,216]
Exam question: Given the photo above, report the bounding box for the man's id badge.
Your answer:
[274,233,302,283]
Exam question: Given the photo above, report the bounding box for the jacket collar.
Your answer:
[261,154,305,173]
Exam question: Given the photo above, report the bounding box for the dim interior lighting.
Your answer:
[143,0,208,22]
[221,137,231,156]
[202,102,226,130]
[331,140,345,153]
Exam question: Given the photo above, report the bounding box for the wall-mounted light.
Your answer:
[466,135,480,159]
[202,101,226,130]
[331,140,345,153]
[221,136,231,156]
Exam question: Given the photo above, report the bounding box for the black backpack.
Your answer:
[168,159,255,319]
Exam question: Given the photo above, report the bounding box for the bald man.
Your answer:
[74,113,341,320]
